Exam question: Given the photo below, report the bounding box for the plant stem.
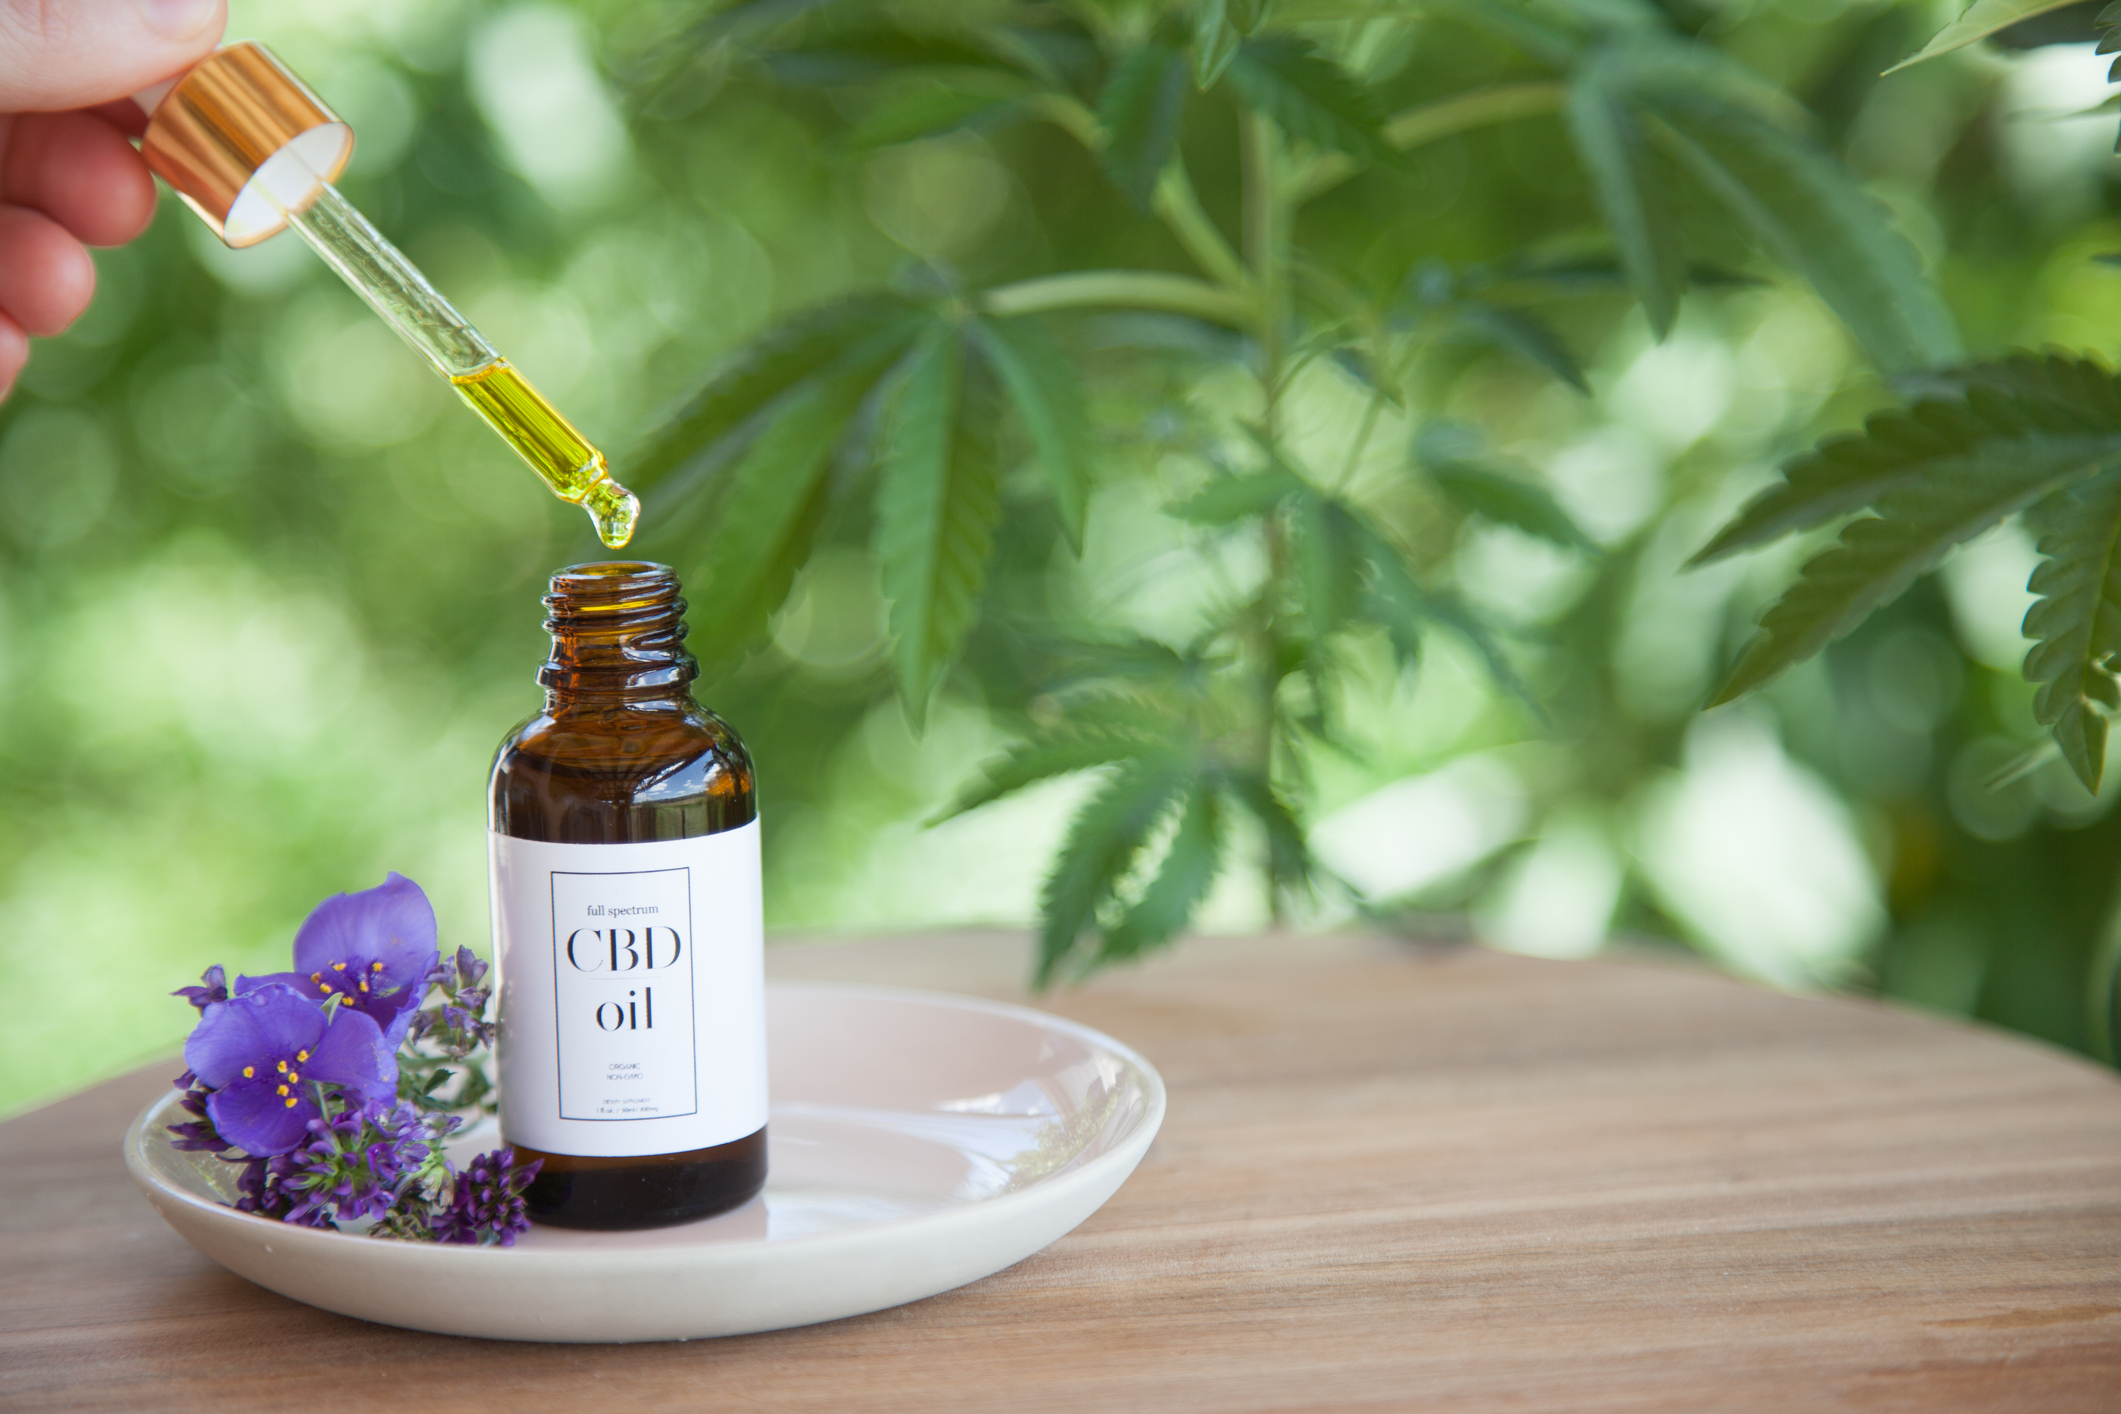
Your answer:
[1243,109,1291,924]
[981,271,1257,327]
[1336,389,1387,490]
[1291,80,1567,205]
[1156,162,1253,295]
[1023,92,1252,295]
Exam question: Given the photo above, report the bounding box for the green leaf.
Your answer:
[1167,463,1309,523]
[1103,778,1225,962]
[1431,461,1599,552]
[1564,59,1686,337]
[762,25,1028,85]
[970,315,1093,552]
[1294,494,1364,640]
[935,728,1166,821]
[681,369,877,669]
[1360,530,1546,721]
[1037,754,1197,985]
[1448,303,1590,393]
[1693,356,2121,562]
[1193,0,1242,87]
[1220,37,1401,169]
[1099,43,1188,210]
[1888,0,2084,73]
[1643,87,1962,374]
[1222,768,1312,898]
[841,79,1022,149]
[2024,471,2121,790]
[630,294,924,490]
[875,327,1005,726]
[1713,443,2121,704]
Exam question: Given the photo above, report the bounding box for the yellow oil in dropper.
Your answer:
[452,362,638,547]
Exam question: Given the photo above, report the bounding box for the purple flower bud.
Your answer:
[433,1149,539,1247]
[173,965,229,1011]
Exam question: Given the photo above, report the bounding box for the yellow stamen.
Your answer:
[276,1084,289,1096]
[242,1066,254,1079]
[332,962,347,971]
[296,1050,309,1062]
[359,980,369,992]
[277,1060,287,1072]
[318,983,330,994]
[287,1071,299,1082]
[371,961,383,972]
[284,1097,298,1108]
[309,972,321,983]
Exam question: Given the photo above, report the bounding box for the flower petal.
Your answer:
[305,1004,397,1104]
[235,970,326,1000]
[291,873,438,989]
[183,984,324,1089]
[207,1076,316,1156]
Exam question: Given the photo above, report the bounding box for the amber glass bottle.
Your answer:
[488,561,767,1229]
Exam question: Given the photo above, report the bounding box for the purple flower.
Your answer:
[240,873,440,1048]
[184,983,396,1156]
[173,965,228,1011]
[166,1082,226,1153]
[434,1149,540,1247]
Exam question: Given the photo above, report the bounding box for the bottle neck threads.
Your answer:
[540,561,698,704]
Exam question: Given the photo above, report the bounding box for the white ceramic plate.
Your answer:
[125,982,1165,1343]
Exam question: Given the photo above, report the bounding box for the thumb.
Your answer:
[0,0,227,113]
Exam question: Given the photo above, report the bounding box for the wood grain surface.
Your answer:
[4,930,2119,1412]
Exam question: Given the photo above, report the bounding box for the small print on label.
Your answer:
[549,866,699,1121]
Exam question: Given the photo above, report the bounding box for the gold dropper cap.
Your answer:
[141,41,354,249]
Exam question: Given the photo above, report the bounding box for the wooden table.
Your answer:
[5,930,2119,1410]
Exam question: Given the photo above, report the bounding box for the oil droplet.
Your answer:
[583,477,640,549]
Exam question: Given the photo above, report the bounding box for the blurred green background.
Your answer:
[6,0,2121,1116]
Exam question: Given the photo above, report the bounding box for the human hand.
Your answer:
[0,0,226,397]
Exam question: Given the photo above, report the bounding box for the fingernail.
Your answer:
[135,0,221,40]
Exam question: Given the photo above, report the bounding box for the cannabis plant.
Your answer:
[626,0,1972,984]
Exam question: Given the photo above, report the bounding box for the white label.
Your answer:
[490,822,766,1158]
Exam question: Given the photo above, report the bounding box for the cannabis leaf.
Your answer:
[1447,303,1591,393]
[2024,473,2121,789]
[1695,355,2121,563]
[1701,358,2121,714]
[1192,0,1243,87]
[1566,55,1686,337]
[1099,42,1188,209]
[1564,39,1960,371]
[1645,86,1961,374]
[875,327,1005,726]
[677,368,875,669]
[971,315,1094,550]
[1889,0,2084,73]
[629,294,925,491]
[1102,777,1224,960]
[934,726,1166,820]
[1036,751,1199,984]
[1220,37,1402,168]
[1431,460,1600,552]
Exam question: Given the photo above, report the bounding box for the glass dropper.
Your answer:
[280,182,640,549]
[134,41,639,549]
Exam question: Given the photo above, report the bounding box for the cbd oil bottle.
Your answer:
[489,562,767,1229]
